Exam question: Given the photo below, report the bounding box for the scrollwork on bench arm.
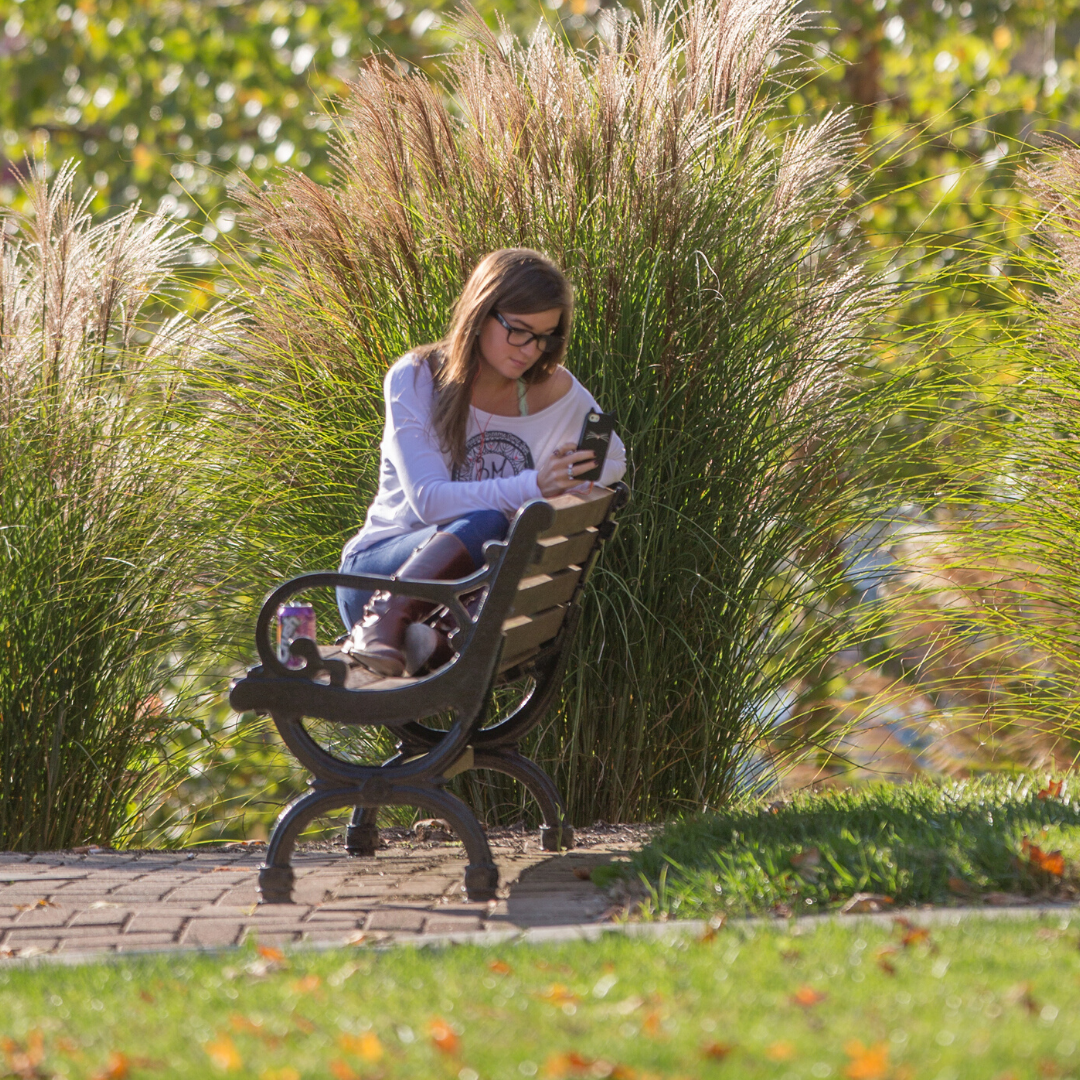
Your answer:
[251,565,499,680]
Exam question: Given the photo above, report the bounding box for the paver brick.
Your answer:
[182,921,245,947]
[125,913,189,935]
[365,908,428,932]
[424,916,484,934]
[68,909,132,927]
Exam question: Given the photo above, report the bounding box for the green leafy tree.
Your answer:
[0,0,532,287]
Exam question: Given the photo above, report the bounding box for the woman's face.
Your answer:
[477,307,562,381]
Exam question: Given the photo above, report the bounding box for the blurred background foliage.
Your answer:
[5,0,1080,844]
[5,0,1080,304]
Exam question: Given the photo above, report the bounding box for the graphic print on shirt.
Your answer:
[453,431,534,482]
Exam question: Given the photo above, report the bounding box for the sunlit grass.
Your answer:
[1,917,1078,1077]
[610,774,1080,920]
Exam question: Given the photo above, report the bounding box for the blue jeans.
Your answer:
[336,509,509,630]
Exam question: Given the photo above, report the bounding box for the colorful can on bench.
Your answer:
[277,602,316,669]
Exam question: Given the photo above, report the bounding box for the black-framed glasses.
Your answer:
[492,311,564,354]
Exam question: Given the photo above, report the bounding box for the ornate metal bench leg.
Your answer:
[473,749,574,851]
[390,784,499,902]
[258,865,294,903]
[260,786,358,904]
[346,805,380,856]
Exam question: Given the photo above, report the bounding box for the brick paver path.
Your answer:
[0,827,646,959]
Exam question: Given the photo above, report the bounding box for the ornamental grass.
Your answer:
[198,0,906,822]
[0,163,236,849]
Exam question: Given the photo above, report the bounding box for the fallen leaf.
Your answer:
[1005,982,1040,1015]
[329,1062,360,1080]
[844,1040,889,1080]
[841,893,894,914]
[573,867,593,880]
[947,876,974,896]
[91,1051,130,1080]
[338,1032,383,1062]
[875,946,898,975]
[984,892,1030,906]
[766,1041,796,1061]
[1022,838,1066,878]
[1038,780,1063,800]
[205,1035,243,1072]
[256,945,286,963]
[544,1051,606,1077]
[901,927,930,948]
[791,847,821,871]
[538,984,580,1006]
[642,1010,663,1036]
[1039,1060,1065,1078]
[701,1042,734,1060]
[3,1030,46,1077]
[138,990,155,1004]
[291,974,321,993]
[428,1017,459,1055]
[488,959,513,975]
[413,818,454,841]
[700,914,726,943]
[14,899,60,912]
[791,986,827,1007]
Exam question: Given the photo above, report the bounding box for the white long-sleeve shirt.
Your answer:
[341,353,627,559]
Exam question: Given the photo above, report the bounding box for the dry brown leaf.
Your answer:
[766,1041,796,1061]
[538,984,579,1005]
[840,894,894,914]
[328,1062,360,1080]
[1005,982,1040,1014]
[844,1040,889,1080]
[90,1051,131,1080]
[701,1042,734,1060]
[428,1017,460,1055]
[791,986,827,1007]
[204,1035,243,1072]
[573,867,593,881]
[488,958,513,975]
[337,1032,383,1062]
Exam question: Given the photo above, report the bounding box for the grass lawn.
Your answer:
[601,775,1080,920]
[1,915,1079,1078]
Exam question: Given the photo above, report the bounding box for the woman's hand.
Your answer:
[537,442,597,498]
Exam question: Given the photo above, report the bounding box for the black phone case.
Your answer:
[576,410,616,483]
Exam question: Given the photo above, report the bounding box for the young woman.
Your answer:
[337,248,627,677]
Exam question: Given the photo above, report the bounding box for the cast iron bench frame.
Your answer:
[230,482,629,903]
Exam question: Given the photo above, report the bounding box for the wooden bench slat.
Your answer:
[509,567,581,619]
[501,604,568,662]
[529,528,598,575]
[497,645,541,675]
[538,486,615,540]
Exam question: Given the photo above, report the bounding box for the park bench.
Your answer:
[229,482,630,904]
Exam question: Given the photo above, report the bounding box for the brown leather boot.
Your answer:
[343,532,474,677]
[403,588,485,676]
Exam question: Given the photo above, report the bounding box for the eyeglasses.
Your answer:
[492,311,564,354]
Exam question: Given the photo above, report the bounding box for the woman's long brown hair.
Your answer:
[417,249,574,469]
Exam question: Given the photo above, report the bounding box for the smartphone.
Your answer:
[576,410,616,483]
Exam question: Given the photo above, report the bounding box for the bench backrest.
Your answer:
[497,485,616,673]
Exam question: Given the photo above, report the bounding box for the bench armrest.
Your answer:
[253,564,498,678]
